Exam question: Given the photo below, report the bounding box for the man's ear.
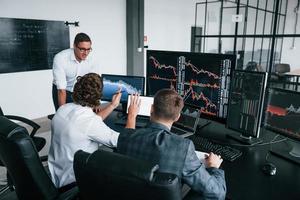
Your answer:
[150,105,153,115]
[174,113,181,122]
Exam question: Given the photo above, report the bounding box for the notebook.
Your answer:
[114,96,154,128]
[126,95,154,117]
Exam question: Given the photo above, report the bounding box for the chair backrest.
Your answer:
[275,63,290,74]
[0,106,4,116]
[0,116,59,200]
[74,150,182,200]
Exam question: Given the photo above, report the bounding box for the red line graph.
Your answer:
[183,86,217,116]
[149,74,176,82]
[185,61,220,79]
[184,79,219,89]
[149,56,177,77]
[149,56,220,80]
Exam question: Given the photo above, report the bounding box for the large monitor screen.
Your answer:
[227,70,267,138]
[102,74,145,103]
[265,88,300,141]
[146,50,236,122]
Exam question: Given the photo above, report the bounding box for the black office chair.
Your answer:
[0,107,46,195]
[275,63,290,74]
[0,116,78,200]
[74,149,184,200]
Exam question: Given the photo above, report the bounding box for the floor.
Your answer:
[0,117,52,200]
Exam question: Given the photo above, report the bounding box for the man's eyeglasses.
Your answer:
[76,46,92,53]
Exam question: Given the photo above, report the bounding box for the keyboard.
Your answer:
[188,135,242,162]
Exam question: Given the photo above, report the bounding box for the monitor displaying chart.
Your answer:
[146,50,236,123]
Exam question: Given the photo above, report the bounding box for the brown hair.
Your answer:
[152,89,184,121]
[72,73,102,108]
[74,32,91,46]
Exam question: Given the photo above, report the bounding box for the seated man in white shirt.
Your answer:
[48,72,140,189]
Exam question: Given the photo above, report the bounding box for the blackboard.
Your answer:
[0,18,70,73]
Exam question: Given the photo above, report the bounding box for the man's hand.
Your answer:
[127,94,141,118]
[93,105,101,114]
[111,88,122,108]
[126,94,141,129]
[204,152,223,168]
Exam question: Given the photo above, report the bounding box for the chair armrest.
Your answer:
[4,115,40,137]
[57,186,79,200]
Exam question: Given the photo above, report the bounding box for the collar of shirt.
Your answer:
[148,121,170,132]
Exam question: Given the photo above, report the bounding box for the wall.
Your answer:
[280,0,300,71]
[0,0,126,119]
[144,0,198,52]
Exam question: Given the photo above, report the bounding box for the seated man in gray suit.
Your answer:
[117,89,226,200]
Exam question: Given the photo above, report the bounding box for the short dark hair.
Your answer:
[72,73,102,108]
[74,33,91,46]
[152,89,184,121]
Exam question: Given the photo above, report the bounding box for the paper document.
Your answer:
[195,150,207,163]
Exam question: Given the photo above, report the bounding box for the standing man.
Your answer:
[52,32,100,111]
[118,89,226,200]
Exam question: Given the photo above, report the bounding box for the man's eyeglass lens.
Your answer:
[77,46,92,53]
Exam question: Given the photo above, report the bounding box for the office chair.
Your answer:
[0,106,47,196]
[274,63,290,74]
[271,63,291,88]
[0,116,78,200]
[73,149,184,200]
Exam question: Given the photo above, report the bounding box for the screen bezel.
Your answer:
[101,74,145,103]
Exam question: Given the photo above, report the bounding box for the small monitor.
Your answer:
[102,74,145,103]
[226,70,268,145]
[126,95,154,117]
[265,88,300,165]
[173,105,200,132]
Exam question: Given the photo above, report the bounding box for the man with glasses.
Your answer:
[52,32,100,111]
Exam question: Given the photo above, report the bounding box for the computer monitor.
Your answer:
[264,88,300,165]
[226,70,268,145]
[146,50,236,123]
[173,105,200,132]
[102,74,145,103]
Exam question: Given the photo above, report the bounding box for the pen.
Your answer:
[114,90,125,95]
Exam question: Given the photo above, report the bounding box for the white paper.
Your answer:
[195,150,207,163]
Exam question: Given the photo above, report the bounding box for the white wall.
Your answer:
[0,0,126,119]
[145,0,198,51]
[280,0,300,71]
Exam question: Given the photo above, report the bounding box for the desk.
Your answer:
[195,120,300,200]
[105,113,300,200]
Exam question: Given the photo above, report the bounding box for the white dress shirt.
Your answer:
[48,103,119,188]
[52,48,101,92]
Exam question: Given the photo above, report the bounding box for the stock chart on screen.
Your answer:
[146,50,236,122]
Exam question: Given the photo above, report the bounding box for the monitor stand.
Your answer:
[227,133,262,145]
[270,140,300,166]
